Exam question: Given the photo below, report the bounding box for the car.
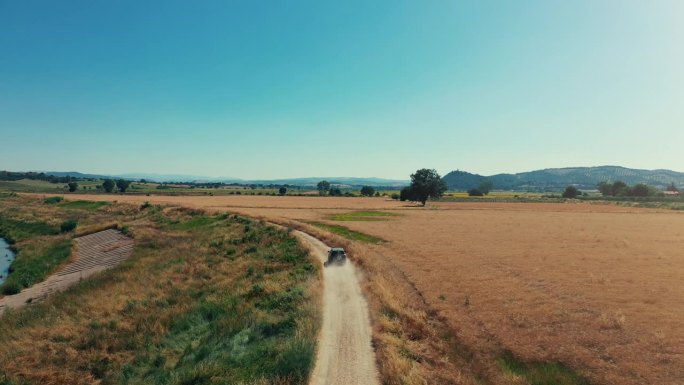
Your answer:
[323,247,347,267]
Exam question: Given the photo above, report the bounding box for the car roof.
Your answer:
[330,247,345,252]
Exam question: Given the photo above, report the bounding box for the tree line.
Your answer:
[562,181,680,198]
[315,181,380,197]
[0,171,84,184]
[65,179,132,193]
[313,169,448,205]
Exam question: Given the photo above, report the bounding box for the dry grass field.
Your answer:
[52,194,684,385]
[1,195,321,384]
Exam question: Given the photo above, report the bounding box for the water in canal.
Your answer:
[0,238,15,285]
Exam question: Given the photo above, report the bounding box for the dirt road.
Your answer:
[293,231,379,385]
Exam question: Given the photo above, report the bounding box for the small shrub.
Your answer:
[250,283,264,296]
[209,239,224,248]
[562,185,579,199]
[140,201,152,210]
[43,196,64,204]
[1,280,22,295]
[60,219,78,233]
[467,188,484,197]
[245,245,258,254]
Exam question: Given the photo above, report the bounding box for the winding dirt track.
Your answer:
[293,231,380,385]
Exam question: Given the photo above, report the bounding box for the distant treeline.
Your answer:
[0,171,95,184]
[597,181,678,197]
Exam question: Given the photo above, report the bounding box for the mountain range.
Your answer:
[33,166,684,191]
[442,166,684,192]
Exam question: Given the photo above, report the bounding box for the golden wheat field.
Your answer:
[52,194,684,385]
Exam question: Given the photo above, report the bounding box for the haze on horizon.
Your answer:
[1,1,682,180]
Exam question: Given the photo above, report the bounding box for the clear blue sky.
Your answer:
[1,0,682,179]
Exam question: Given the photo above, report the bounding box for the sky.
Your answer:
[1,0,683,179]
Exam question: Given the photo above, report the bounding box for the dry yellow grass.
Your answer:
[1,196,321,384]
[51,194,684,385]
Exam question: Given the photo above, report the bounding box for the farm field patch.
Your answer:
[328,210,399,221]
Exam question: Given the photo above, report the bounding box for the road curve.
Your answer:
[293,231,380,385]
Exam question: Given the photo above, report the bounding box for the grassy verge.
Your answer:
[328,210,399,221]
[0,204,71,295]
[306,221,385,243]
[498,352,589,385]
[59,200,110,210]
[0,217,58,244]
[0,202,320,385]
[43,196,64,204]
[1,239,72,295]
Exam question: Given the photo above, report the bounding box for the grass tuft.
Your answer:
[0,217,58,244]
[60,219,78,233]
[43,196,64,204]
[1,239,72,294]
[59,200,109,210]
[329,210,399,221]
[307,221,385,243]
[498,351,589,385]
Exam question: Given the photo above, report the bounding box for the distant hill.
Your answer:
[442,166,684,192]
[43,171,111,180]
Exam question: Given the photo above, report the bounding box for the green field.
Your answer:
[59,200,110,210]
[307,221,385,244]
[0,179,68,193]
[498,352,589,385]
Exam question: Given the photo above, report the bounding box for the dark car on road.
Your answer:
[324,247,347,267]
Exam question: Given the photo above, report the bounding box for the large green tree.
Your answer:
[102,179,115,193]
[399,186,415,201]
[116,179,131,193]
[562,185,579,198]
[317,180,330,195]
[597,181,612,196]
[630,183,650,197]
[611,181,628,196]
[478,180,493,195]
[407,168,447,206]
[360,186,375,197]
